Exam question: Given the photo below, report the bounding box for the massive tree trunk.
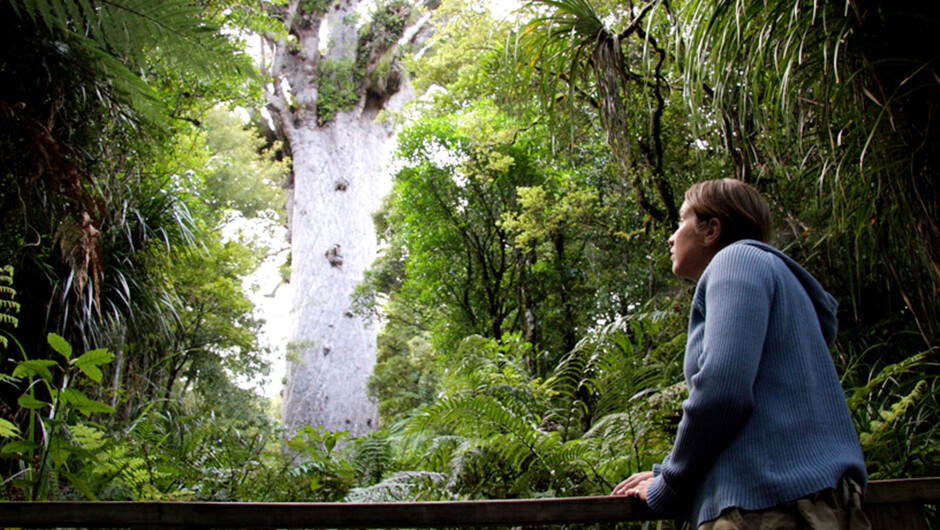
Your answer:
[263,0,427,436]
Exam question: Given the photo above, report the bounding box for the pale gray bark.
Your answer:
[263,0,420,437]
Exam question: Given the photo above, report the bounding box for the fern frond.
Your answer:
[10,0,246,126]
[345,471,450,502]
[859,379,929,451]
[0,265,13,284]
[848,349,930,413]
[0,266,18,335]
[349,432,393,484]
[409,394,530,437]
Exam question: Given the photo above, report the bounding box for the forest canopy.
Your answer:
[0,0,937,517]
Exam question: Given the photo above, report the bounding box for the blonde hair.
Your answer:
[685,178,773,245]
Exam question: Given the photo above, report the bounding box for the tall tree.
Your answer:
[260,0,437,436]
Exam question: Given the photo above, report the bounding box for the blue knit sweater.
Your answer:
[645,240,867,526]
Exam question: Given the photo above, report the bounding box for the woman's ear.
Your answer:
[703,217,723,247]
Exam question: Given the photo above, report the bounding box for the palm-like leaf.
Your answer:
[519,0,678,223]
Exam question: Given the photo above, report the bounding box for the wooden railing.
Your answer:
[1,478,937,529]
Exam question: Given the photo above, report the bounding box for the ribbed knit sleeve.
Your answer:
[646,244,775,518]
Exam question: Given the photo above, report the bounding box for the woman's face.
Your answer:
[668,201,717,281]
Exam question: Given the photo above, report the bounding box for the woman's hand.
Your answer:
[611,471,654,500]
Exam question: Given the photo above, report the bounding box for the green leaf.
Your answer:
[61,387,83,405]
[0,418,20,438]
[48,332,73,359]
[11,479,35,491]
[48,434,72,467]
[2,439,39,454]
[62,469,98,501]
[17,394,48,410]
[62,388,115,416]
[12,359,58,381]
[73,348,114,382]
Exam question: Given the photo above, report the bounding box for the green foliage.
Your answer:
[388,318,687,501]
[404,334,602,498]
[1,333,114,500]
[300,0,334,15]
[200,108,288,219]
[9,0,248,125]
[380,104,538,347]
[367,306,438,427]
[317,58,362,124]
[837,339,940,480]
[284,426,356,499]
[0,265,19,350]
[500,183,599,251]
[560,309,687,483]
[348,431,394,485]
[403,0,513,103]
[0,1,289,505]
[67,422,160,500]
[520,0,680,224]
[0,0,272,368]
[2,339,361,503]
[357,0,412,95]
[130,231,271,412]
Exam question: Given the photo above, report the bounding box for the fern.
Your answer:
[398,318,689,498]
[9,0,246,126]
[345,471,451,502]
[847,349,930,413]
[11,0,238,73]
[0,266,19,350]
[349,432,393,485]
[860,379,928,450]
[407,392,603,496]
[553,311,684,435]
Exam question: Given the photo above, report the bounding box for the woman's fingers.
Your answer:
[611,471,654,496]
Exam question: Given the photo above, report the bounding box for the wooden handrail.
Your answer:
[0,478,937,529]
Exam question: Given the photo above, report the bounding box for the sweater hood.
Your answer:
[732,240,839,345]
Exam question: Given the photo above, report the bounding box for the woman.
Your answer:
[612,179,869,529]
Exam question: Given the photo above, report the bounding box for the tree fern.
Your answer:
[519,0,679,223]
[9,0,247,127]
[11,0,242,76]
